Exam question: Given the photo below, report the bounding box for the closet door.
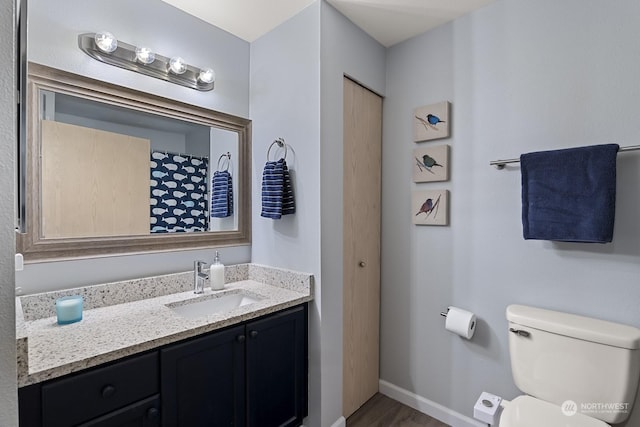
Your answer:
[342,77,382,418]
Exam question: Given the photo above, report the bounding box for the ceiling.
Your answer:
[160,0,496,47]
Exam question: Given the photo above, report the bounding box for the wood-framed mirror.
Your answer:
[17,63,251,262]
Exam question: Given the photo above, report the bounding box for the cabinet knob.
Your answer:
[236,334,246,342]
[101,384,116,398]
[146,407,159,420]
[249,330,258,338]
[359,261,366,268]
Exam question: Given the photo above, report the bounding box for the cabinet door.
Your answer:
[246,305,307,427]
[78,396,160,427]
[19,383,42,427]
[161,325,245,427]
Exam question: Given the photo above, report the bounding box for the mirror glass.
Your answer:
[39,90,239,238]
[18,63,251,261]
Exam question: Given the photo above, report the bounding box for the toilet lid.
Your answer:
[500,396,610,427]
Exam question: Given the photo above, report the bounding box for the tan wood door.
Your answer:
[343,77,382,418]
[41,120,151,238]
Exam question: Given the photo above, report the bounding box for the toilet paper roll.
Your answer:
[445,306,476,339]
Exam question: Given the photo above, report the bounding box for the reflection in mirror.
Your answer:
[18,63,251,262]
[39,90,239,238]
[209,128,239,232]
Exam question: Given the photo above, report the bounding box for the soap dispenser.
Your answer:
[210,251,225,291]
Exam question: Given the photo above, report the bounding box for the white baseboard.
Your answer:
[329,416,346,427]
[379,380,487,427]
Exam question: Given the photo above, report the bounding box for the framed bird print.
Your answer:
[413,101,450,142]
[413,145,449,183]
[412,190,449,226]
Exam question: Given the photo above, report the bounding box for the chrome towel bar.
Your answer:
[490,144,640,169]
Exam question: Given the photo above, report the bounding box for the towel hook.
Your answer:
[267,137,287,161]
[217,152,231,171]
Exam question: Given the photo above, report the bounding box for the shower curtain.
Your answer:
[150,151,209,233]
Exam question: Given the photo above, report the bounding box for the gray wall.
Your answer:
[250,4,387,427]
[17,0,252,294]
[250,3,321,275]
[319,2,386,425]
[28,0,249,117]
[0,0,17,424]
[381,0,640,424]
[249,3,323,425]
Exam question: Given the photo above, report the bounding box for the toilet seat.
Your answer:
[499,396,610,427]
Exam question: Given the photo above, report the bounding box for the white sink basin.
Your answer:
[168,292,262,319]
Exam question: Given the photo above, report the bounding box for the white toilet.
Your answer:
[499,304,640,426]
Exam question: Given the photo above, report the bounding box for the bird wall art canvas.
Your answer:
[412,190,449,226]
[413,101,450,142]
[413,145,450,183]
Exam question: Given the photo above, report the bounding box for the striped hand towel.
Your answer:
[261,158,295,219]
[211,170,234,218]
[281,161,295,216]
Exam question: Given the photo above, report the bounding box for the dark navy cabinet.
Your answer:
[19,304,308,427]
[77,396,160,427]
[161,304,307,427]
[160,324,246,426]
[19,352,160,427]
[246,305,307,427]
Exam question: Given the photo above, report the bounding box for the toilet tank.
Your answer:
[506,304,640,424]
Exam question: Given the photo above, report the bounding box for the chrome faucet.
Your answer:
[194,260,208,294]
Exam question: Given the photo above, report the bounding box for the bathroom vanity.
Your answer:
[16,264,312,427]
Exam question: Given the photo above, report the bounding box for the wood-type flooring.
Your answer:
[346,393,450,427]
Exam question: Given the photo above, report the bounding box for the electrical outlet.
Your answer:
[15,253,24,272]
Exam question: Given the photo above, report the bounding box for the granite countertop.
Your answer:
[16,263,314,387]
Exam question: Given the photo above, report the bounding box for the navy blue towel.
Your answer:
[281,161,295,216]
[211,170,233,218]
[521,144,619,243]
[261,158,295,219]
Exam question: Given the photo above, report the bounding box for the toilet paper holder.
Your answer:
[441,306,477,339]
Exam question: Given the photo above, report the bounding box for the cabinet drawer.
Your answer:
[42,352,159,427]
[78,395,160,427]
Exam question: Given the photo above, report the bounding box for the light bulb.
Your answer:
[94,31,117,53]
[169,57,187,75]
[198,68,215,84]
[135,47,155,64]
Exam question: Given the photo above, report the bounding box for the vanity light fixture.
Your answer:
[134,47,155,65]
[94,31,118,53]
[78,32,215,91]
[198,68,216,84]
[168,56,187,75]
